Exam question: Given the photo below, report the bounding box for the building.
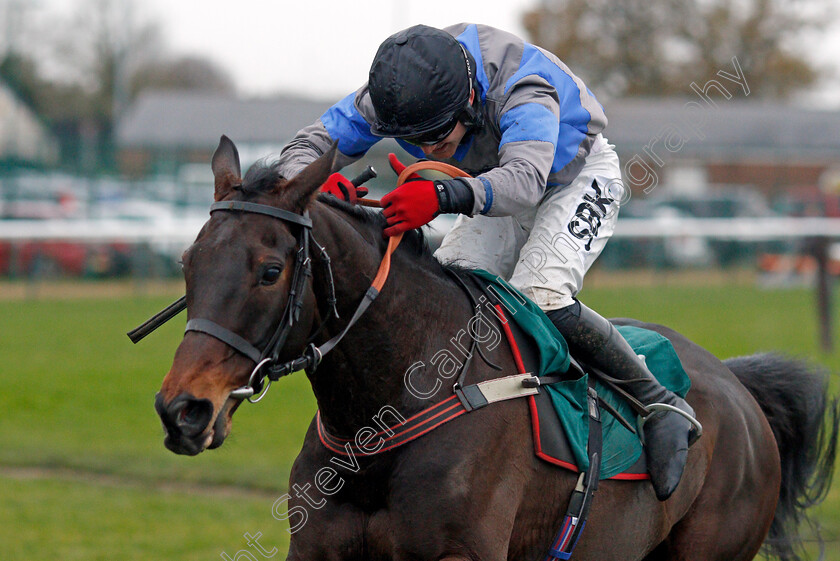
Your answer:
[116,91,840,204]
[606,98,840,201]
[115,90,407,201]
[117,90,399,177]
[0,80,59,167]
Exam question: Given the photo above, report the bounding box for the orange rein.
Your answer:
[357,161,472,292]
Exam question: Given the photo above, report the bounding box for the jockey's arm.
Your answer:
[456,74,602,218]
[277,86,381,180]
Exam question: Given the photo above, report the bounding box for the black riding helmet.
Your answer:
[368,25,478,140]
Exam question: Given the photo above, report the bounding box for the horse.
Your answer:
[151,136,838,561]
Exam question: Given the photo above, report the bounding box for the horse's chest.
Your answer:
[290,408,533,561]
[318,506,458,561]
[290,464,473,561]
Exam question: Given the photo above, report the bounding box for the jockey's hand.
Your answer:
[387,153,422,181]
[381,177,476,237]
[381,180,440,237]
[321,172,369,204]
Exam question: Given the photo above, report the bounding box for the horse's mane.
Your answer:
[240,158,285,194]
[239,159,445,269]
[316,195,441,263]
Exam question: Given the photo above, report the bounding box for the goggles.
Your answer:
[402,117,459,146]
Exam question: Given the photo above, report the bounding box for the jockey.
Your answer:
[277,23,698,501]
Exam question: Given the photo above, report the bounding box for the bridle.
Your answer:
[185,200,328,403]
[129,161,470,404]
[129,195,388,404]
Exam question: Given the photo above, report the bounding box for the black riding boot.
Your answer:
[546,301,699,501]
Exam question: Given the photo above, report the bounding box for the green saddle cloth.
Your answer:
[471,270,691,479]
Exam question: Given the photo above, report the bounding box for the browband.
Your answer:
[210,201,313,228]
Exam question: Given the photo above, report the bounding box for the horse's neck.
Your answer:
[308,203,474,436]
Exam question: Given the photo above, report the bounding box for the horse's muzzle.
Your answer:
[155,392,216,455]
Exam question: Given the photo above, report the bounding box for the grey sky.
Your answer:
[143,0,533,100]
[31,0,840,107]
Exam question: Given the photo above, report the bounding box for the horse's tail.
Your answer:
[724,352,839,561]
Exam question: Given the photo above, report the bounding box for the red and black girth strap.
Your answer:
[316,394,469,457]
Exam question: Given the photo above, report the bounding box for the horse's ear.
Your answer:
[211,135,242,201]
[282,143,338,208]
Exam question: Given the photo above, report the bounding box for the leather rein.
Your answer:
[128,161,470,404]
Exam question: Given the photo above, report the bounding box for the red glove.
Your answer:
[381,180,440,237]
[321,172,368,204]
[388,153,422,181]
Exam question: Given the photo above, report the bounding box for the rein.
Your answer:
[359,160,472,290]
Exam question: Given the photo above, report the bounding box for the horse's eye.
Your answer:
[260,265,283,285]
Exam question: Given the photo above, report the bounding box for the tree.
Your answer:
[47,0,165,168]
[0,0,235,171]
[0,51,40,108]
[522,0,827,98]
[128,56,235,99]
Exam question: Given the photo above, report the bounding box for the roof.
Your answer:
[605,98,840,161]
[116,91,335,149]
[116,91,840,161]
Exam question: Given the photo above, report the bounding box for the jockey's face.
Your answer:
[419,121,468,159]
[411,89,475,160]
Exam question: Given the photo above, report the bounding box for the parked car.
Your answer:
[600,188,780,269]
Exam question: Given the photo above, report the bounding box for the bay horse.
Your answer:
[152,137,838,561]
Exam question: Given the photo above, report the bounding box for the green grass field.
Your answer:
[1,279,838,560]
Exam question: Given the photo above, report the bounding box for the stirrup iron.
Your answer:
[636,403,703,445]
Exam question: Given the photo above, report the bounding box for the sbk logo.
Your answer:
[568,179,615,251]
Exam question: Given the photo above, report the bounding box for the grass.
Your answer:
[0,477,291,561]
[582,283,840,365]
[1,279,838,559]
[0,294,317,489]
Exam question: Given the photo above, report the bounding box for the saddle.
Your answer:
[506,302,651,479]
[468,269,692,480]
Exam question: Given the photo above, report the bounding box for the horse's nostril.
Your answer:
[180,404,199,425]
[168,396,214,437]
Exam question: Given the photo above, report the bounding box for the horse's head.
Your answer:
[155,136,335,455]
